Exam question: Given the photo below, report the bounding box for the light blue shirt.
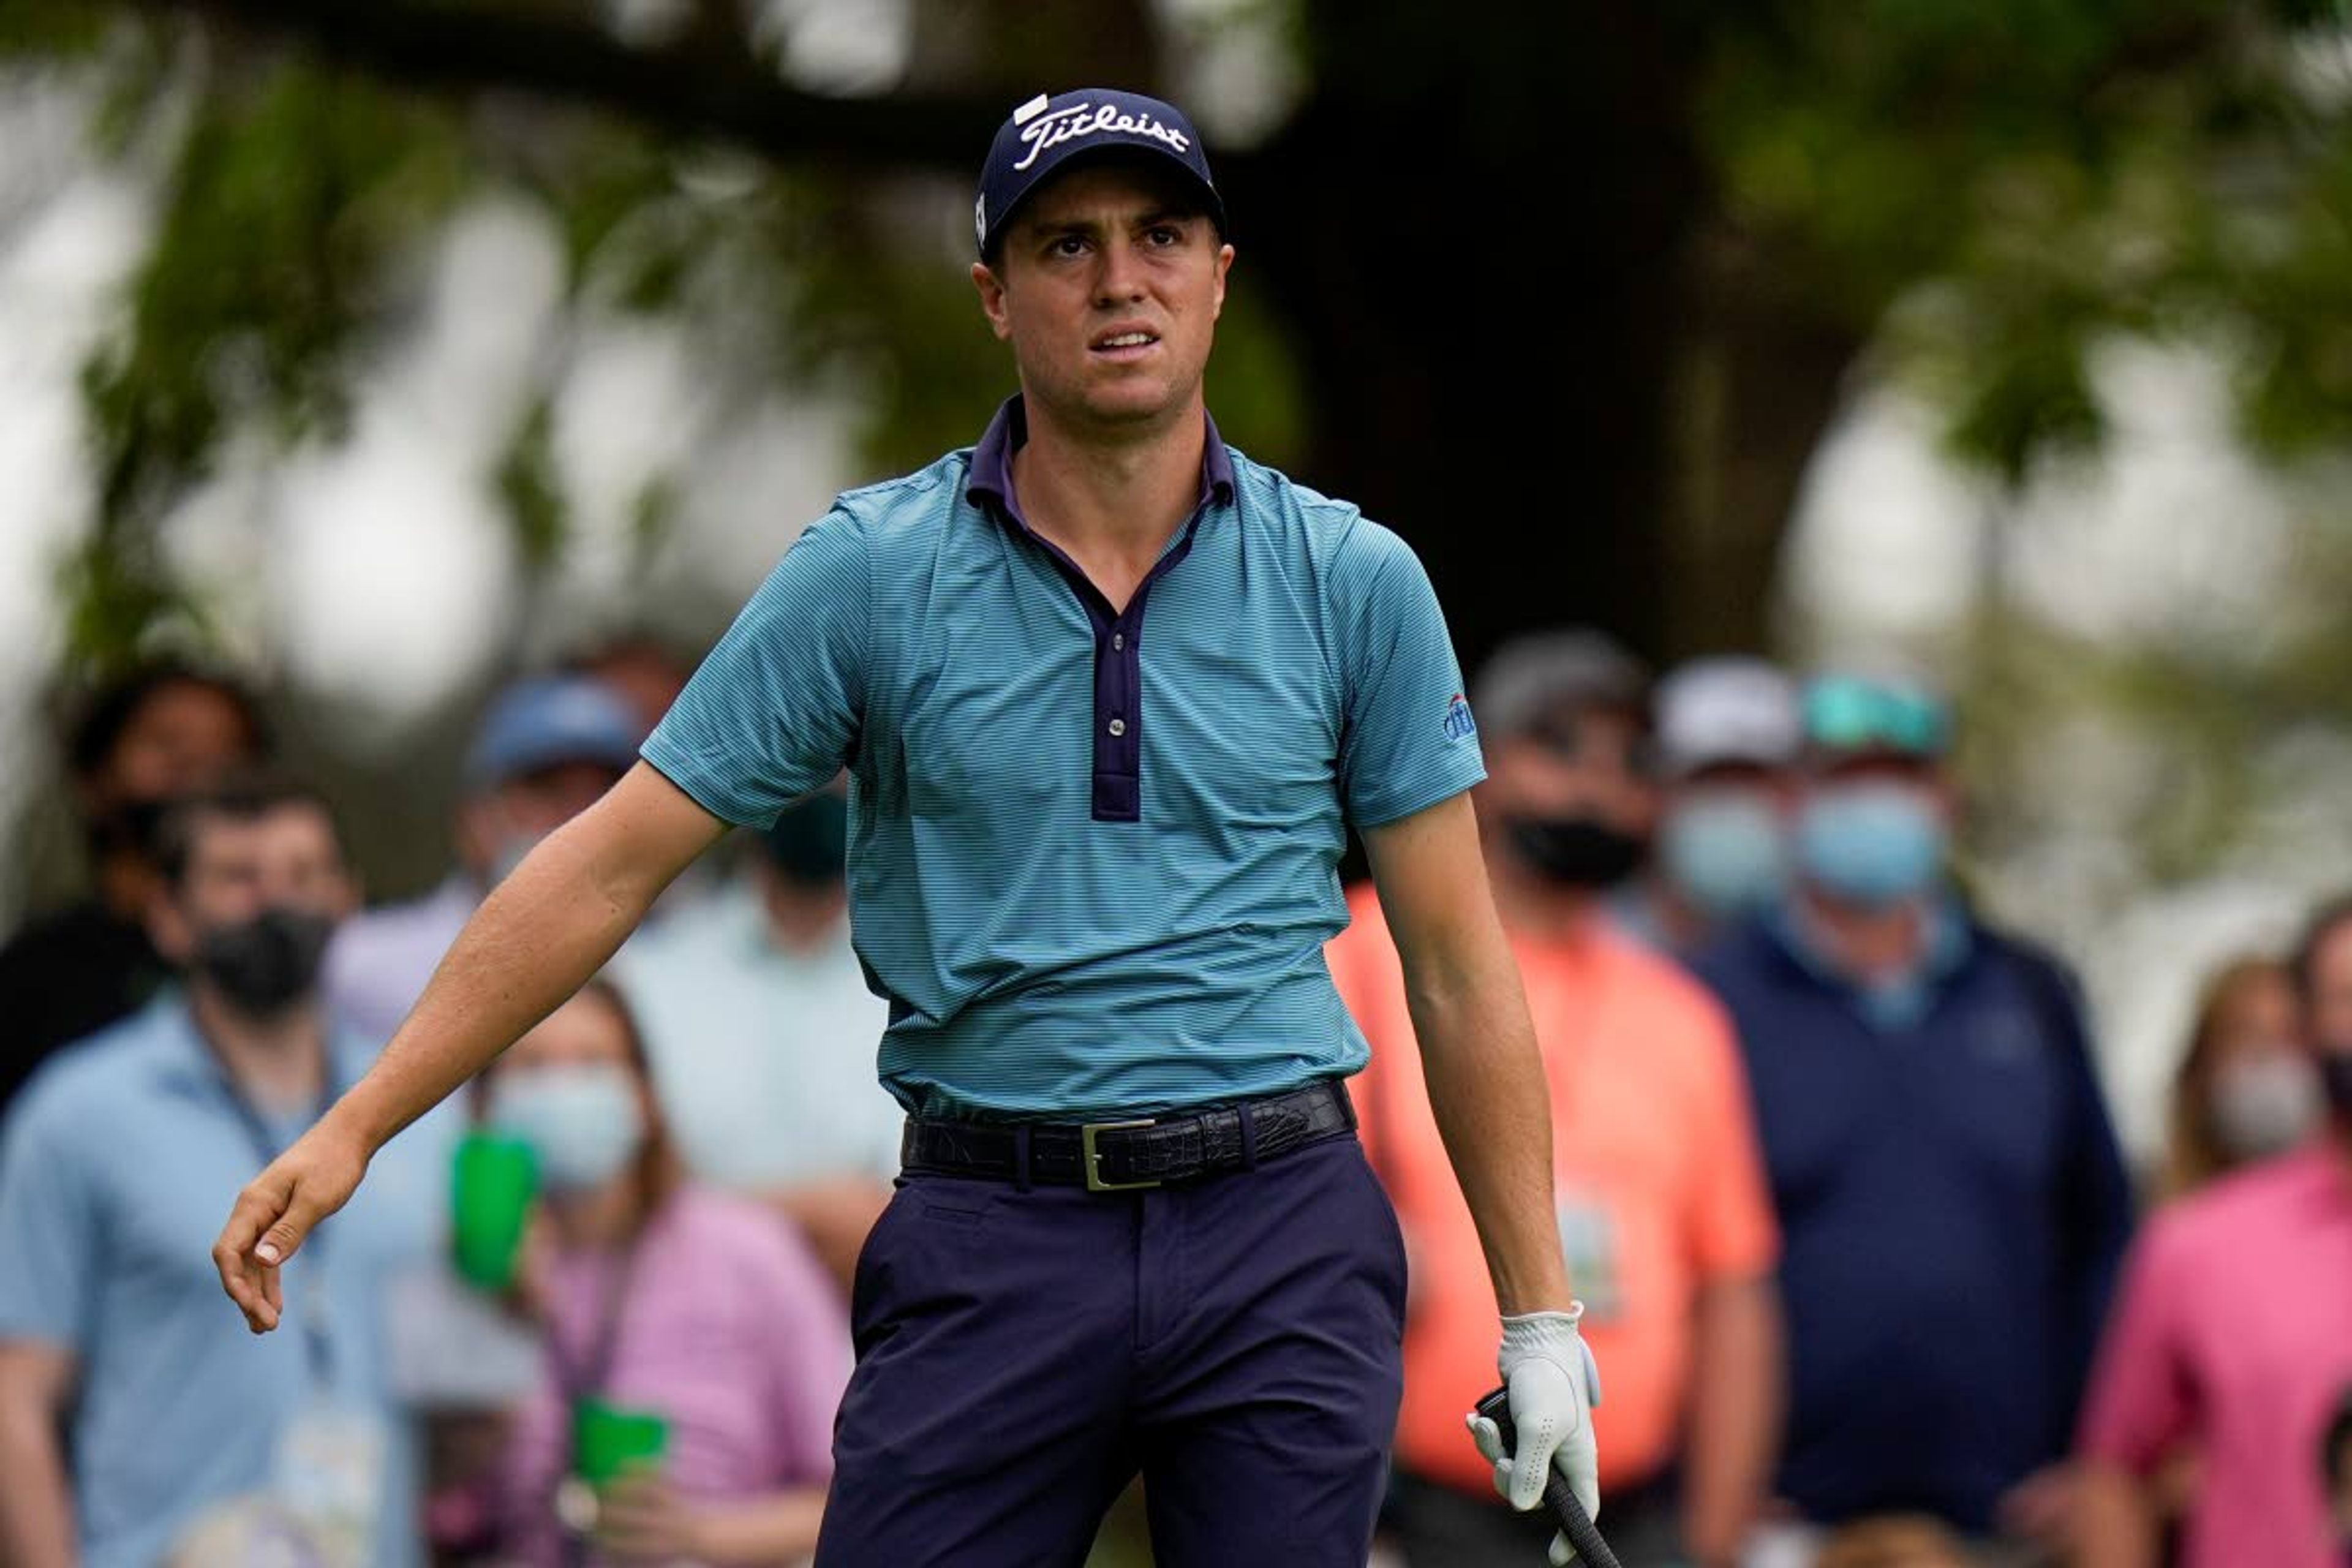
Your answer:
[612,883,902,1189]
[644,398,1485,1118]
[0,999,453,1568]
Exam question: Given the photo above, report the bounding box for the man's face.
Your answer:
[1801,752,1951,818]
[83,680,262,832]
[150,804,357,965]
[972,160,1232,436]
[1478,707,1655,842]
[459,761,624,882]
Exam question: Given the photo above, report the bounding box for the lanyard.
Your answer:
[197,1027,341,1386]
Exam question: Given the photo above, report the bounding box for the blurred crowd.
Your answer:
[1,635,2348,1568]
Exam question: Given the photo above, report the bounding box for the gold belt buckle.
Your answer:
[1081,1119,1159,1191]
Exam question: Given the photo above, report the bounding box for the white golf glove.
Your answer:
[1468,1303,1602,1567]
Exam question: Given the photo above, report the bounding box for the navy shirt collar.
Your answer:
[963,394,1235,531]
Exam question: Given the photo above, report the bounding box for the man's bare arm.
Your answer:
[1680,1274,1783,1567]
[214,761,729,1330]
[0,1340,79,1568]
[1361,793,1569,1314]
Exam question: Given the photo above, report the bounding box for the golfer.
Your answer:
[214,87,1599,1567]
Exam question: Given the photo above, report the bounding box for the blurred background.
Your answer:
[9,3,2352,1566]
[12,0,2352,1154]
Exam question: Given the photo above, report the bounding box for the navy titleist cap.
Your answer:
[974,88,1224,260]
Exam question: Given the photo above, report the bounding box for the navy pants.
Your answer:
[815,1131,1408,1567]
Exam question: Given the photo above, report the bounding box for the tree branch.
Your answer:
[119,0,1006,172]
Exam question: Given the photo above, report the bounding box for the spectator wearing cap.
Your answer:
[325,675,646,1042]
[0,660,269,1111]
[609,786,900,1293]
[2071,897,2352,1568]
[1615,657,1800,959]
[1329,630,1782,1568]
[1688,671,2133,1551]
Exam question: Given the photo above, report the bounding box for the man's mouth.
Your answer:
[1093,330,1159,352]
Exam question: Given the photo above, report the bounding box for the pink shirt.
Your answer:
[497,1187,852,1567]
[2078,1144,2352,1568]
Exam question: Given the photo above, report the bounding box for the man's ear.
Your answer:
[1212,241,1233,320]
[972,260,1014,342]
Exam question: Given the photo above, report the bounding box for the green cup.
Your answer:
[450,1131,538,1291]
[572,1397,670,1486]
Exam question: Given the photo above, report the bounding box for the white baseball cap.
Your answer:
[1654,657,1800,779]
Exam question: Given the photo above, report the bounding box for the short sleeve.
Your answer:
[641,510,870,829]
[0,1089,102,1349]
[1681,1000,1780,1281]
[2074,1220,2195,1471]
[1331,524,1486,827]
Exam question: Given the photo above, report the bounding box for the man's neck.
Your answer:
[1485,850,1600,943]
[1010,395,1205,567]
[189,987,328,1113]
[1795,887,1931,987]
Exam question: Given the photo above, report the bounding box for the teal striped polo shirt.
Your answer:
[643,398,1485,1118]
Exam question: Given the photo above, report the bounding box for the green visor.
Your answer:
[1801,674,1950,758]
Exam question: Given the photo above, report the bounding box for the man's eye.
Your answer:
[1050,236,1088,257]
[1145,226,1181,246]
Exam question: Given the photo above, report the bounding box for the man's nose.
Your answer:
[1094,242,1148,305]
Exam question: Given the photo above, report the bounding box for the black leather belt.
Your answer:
[900,1079,1357,1191]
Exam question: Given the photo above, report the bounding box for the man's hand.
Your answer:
[594,1470,709,1564]
[1469,1305,1602,1564]
[212,1123,370,1332]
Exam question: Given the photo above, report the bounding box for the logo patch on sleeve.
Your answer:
[1442,693,1476,740]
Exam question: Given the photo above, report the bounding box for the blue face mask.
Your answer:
[1659,794,1786,918]
[487,1063,644,1194]
[1795,782,1947,908]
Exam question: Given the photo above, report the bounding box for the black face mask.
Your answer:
[2323,1050,2352,1120]
[192,907,336,1019]
[1506,815,1647,890]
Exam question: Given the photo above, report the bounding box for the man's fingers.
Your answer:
[1465,1412,1507,1466]
[1507,1409,1561,1511]
[1548,1529,1579,1567]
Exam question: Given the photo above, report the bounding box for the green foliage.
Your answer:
[56,38,468,671]
[1699,0,2344,475]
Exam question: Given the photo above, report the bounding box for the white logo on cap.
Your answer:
[1012,93,1052,125]
[975,192,988,247]
[1011,100,1193,174]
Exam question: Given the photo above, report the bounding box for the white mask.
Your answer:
[2207,1051,2322,1162]
[488,1063,645,1193]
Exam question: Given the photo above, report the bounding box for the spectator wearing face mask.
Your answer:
[325,675,645,1042]
[471,979,848,1568]
[2158,956,2315,1200]
[1329,630,1783,1568]
[0,775,450,1568]
[1687,670,2134,1554]
[1615,657,1800,958]
[2071,897,2352,1568]
[0,660,270,1112]
[610,787,899,1293]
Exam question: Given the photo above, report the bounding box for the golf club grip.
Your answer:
[1473,1387,1624,1568]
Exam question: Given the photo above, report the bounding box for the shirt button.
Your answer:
[1108,718,1126,737]
[1113,632,1126,652]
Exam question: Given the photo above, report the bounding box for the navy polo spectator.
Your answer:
[1689,671,2133,1550]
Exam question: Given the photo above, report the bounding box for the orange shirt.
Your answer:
[1327,882,1778,1496]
